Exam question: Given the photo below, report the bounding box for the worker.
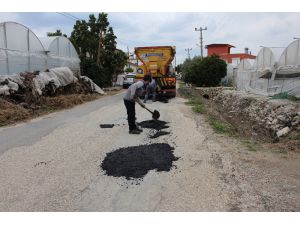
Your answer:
[144,77,157,103]
[123,75,152,134]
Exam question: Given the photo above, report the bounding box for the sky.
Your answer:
[1,12,300,65]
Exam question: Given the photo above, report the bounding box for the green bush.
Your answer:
[182,54,227,87]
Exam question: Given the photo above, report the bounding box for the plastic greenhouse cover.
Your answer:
[278,40,300,66]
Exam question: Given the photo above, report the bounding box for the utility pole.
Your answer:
[195,26,207,58]
[127,46,130,69]
[174,55,177,73]
[185,48,192,59]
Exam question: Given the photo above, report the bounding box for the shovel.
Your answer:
[143,105,160,120]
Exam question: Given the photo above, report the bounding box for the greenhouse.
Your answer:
[39,36,80,75]
[235,58,254,92]
[0,21,106,96]
[0,21,47,75]
[235,40,300,97]
[0,21,80,76]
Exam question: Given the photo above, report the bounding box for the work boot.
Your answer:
[129,129,141,134]
[143,99,147,103]
[136,126,143,132]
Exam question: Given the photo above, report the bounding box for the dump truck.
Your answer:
[134,46,176,97]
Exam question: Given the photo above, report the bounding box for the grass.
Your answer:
[242,140,258,152]
[192,104,204,113]
[289,133,300,140]
[185,96,204,114]
[209,117,236,135]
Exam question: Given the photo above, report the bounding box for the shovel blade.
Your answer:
[152,110,160,120]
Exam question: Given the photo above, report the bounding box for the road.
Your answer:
[0,92,299,211]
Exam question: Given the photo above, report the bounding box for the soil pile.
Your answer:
[101,143,178,180]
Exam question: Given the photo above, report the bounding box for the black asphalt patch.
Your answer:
[101,143,178,180]
[100,124,115,128]
[137,120,169,130]
[149,130,170,139]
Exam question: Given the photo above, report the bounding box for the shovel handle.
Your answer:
[144,106,153,114]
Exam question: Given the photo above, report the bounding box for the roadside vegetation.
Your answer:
[209,117,236,135]
[185,96,204,114]
[178,83,300,153]
[179,82,235,135]
[69,13,128,88]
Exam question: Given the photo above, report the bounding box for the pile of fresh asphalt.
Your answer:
[138,120,169,130]
[101,143,178,180]
[138,119,170,139]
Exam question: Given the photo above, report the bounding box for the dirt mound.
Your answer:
[0,94,100,127]
[0,98,30,126]
[101,143,178,180]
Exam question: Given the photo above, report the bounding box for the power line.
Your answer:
[56,12,82,21]
[63,12,82,21]
[56,12,75,21]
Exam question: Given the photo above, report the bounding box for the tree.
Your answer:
[70,13,128,87]
[47,29,67,37]
[196,54,227,86]
[182,54,227,87]
[175,64,183,73]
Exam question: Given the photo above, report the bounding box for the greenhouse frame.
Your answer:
[235,40,300,97]
[0,21,80,76]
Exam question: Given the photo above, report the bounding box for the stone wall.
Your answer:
[194,87,234,99]
[197,89,300,141]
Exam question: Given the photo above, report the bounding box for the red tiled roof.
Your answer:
[205,44,235,48]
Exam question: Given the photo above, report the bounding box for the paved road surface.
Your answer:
[0,92,299,211]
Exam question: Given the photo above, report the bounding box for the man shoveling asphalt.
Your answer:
[123,75,151,134]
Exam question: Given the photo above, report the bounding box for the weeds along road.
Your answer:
[0,91,299,211]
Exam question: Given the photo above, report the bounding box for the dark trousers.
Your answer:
[124,99,136,131]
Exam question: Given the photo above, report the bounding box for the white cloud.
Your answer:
[0,12,21,23]
[1,12,300,64]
